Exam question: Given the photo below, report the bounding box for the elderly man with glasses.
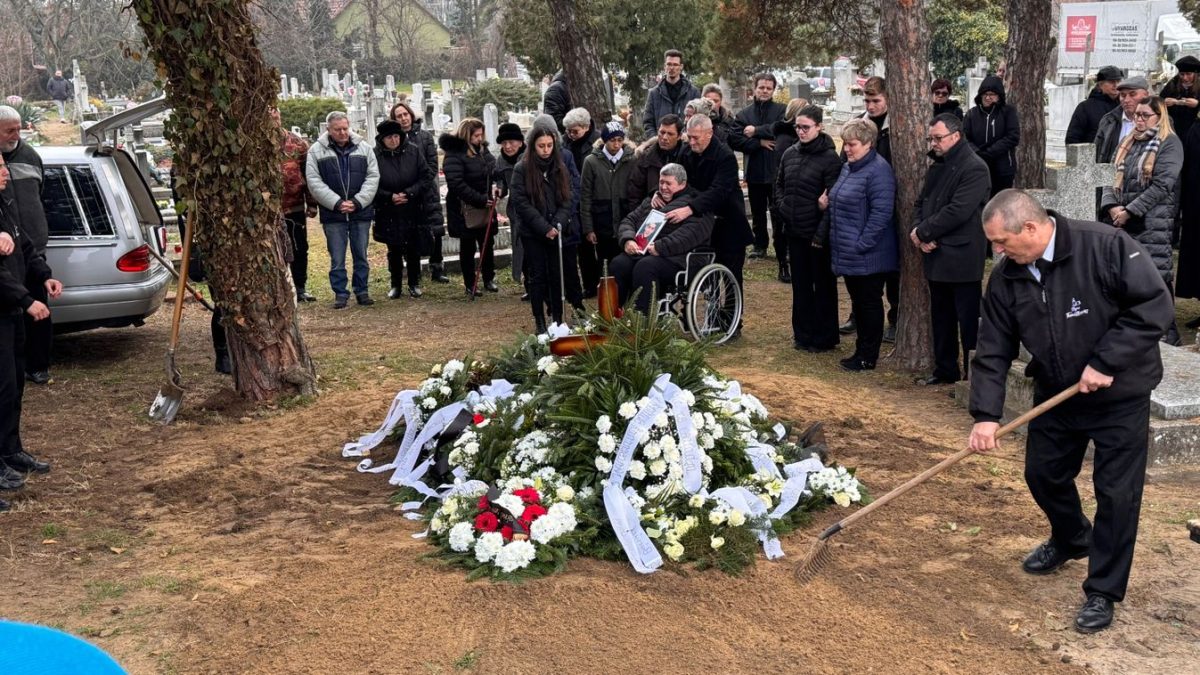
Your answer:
[908,112,992,386]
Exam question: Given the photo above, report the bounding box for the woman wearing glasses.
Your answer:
[1101,96,1184,345]
[930,79,963,120]
[774,105,844,353]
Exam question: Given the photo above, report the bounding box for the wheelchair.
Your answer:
[656,249,743,344]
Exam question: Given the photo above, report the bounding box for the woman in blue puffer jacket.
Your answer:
[818,117,898,371]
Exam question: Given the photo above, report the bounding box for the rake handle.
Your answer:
[819,383,1079,540]
[168,210,195,350]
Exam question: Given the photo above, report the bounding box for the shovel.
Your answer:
[146,245,215,312]
[148,210,196,424]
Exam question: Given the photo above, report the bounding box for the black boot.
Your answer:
[534,316,548,335]
[215,350,232,375]
[778,260,791,284]
[430,263,450,284]
[5,451,49,474]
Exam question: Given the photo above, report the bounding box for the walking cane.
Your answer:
[556,223,568,326]
[470,172,496,301]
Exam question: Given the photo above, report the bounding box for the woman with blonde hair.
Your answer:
[390,100,448,282]
[1100,95,1183,343]
[439,118,499,296]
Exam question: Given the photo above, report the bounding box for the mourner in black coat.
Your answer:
[374,121,438,297]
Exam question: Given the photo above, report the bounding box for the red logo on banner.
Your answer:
[1066,16,1097,52]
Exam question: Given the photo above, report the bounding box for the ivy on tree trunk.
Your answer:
[1004,0,1053,189]
[880,0,934,372]
[545,0,611,124]
[131,0,316,402]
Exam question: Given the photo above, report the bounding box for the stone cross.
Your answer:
[430,97,445,132]
[1027,143,1115,221]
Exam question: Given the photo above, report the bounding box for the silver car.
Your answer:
[38,103,171,332]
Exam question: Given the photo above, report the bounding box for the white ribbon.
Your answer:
[771,456,826,519]
[605,392,668,573]
[710,486,784,559]
[342,390,418,458]
[388,402,466,487]
[650,374,703,494]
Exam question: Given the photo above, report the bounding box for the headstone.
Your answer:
[351,60,358,86]
[833,57,855,114]
[451,94,464,124]
[483,103,499,148]
[1027,143,1115,221]
[386,75,395,96]
[290,77,300,98]
[966,57,989,108]
[412,83,424,108]
[475,69,486,82]
[279,73,289,99]
[431,97,446,132]
[322,68,330,95]
[1045,84,1088,162]
[486,68,498,79]
[441,79,453,97]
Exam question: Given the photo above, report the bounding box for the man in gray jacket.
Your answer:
[305,111,379,308]
[641,50,701,137]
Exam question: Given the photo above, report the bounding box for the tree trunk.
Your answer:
[131,0,317,403]
[880,0,934,372]
[545,0,611,123]
[1005,0,1053,189]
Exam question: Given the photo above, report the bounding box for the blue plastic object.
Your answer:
[0,620,126,674]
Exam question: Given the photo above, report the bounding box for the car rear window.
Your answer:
[43,165,115,238]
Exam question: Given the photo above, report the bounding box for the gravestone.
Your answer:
[451,94,464,124]
[441,79,453,97]
[290,77,300,98]
[430,97,446,132]
[486,68,498,79]
[1045,84,1088,162]
[833,57,855,114]
[483,103,498,150]
[412,83,424,110]
[351,60,358,86]
[476,69,486,82]
[507,111,534,129]
[1027,143,1114,220]
[280,73,289,99]
[966,57,989,107]
[386,75,395,95]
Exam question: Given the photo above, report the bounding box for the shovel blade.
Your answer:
[148,383,184,424]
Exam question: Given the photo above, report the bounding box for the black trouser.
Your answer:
[1025,394,1150,602]
[844,273,887,363]
[458,228,495,290]
[386,243,422,289]
[748,183,773,252]
[578,233,621,296]
[928,279,981,381]
[23,277,52,374]
[610,253,681,315]
[845,271,899,326]
[789,237,839,349]
[430,231,444,266]
[283,213,309,292]
[990,172,1014,197]
[0,314,28,461]
[523,235,563,323]
[211,307,227,357]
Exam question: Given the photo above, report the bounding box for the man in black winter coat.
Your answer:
[671,115,753,328]
[642,49,701,137]
[543,71,572,133]
[964,75,1020,196]
[909,114,992,385]
[628,114,686,210]
[0,153,62,510]
[1066,66,1122,145]
[729,73,787,271]
[969,190,1173,635]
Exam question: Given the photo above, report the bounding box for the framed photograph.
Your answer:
[634,209,667,250]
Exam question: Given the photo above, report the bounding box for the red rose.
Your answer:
[513,487,541,505]
[520,504,548,526]
[500,525,513,541]
[472,413,486,425]
[477,495,490,511]
[474,511,498,532]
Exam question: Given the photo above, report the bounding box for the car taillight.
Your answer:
[117,244,151,272]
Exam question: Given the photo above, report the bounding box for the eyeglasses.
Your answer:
[932,90,950,96]
[926,132,955,143]
[1134,111,1158,119]
[795,124,816,132]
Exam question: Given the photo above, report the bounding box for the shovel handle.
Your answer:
[825,384,1079,537]
[168,210,194,350]
[147,245,214,312]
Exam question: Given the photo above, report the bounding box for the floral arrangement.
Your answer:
[347,313,868,580]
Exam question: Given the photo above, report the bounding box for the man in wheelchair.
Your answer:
[610,163,715,314]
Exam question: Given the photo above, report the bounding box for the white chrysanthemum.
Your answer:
[663,445,681,463]
[710,424,724,440]
[667,463,683,480]
[649,459,667,476]
[442,359,465,377]
[495,494,524,516]
[474,531,504,562]
[637,429,651,444]
[464,441,480,455]
[598,434,616,454]
[709,509,727,525]
[618,402,638,419]
[595,456,613,472]
[556,485,575,502]
[701,454,713,473]
[728,509,746,527]
[448,522,475,552]
[710,535,725,549]
[629,460,647,480]
[699,434,715,450]
[654,412,670,428]
[548,502,576,527]
[663,541,685,561]
[691,412,705,428]
[422,396,438,409]
[688,494,705,508]
[494,539,537,572]
[642,442,661,460]
[834,492,852,507]
[659,436,677,453]
[596,415,612,434]
[439,385,452,397]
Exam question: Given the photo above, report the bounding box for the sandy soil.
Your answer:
[2,126,1197,673]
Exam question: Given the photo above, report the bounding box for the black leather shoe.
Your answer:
[534,318,548,335]
[1075,595,1114,633]
[1022,539,1088,575]
[484,280,499,293]
[215,352,232,375]
[839,356,875,372]
[883,324,897,344]
[0,464,25,490]
[430,264,450,283]
[409,286,423,298]
[1162,326,1182,346]
[839,317,856,335]
[26,371,52,385]
[387,287,402,299]
[356,294,374,306]
[778,263,791,284]
[917,374,957,386]
[5,451,49,474]
[297,290,317,302]
[520,292,530,302]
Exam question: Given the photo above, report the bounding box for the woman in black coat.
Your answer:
[439,118,499,297]
[773,105,844,352]
[1178,122,1200,327]
[373,120,437,298]
[390,100,448,283]
[495,123,527,291]
[509,124,580,333]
